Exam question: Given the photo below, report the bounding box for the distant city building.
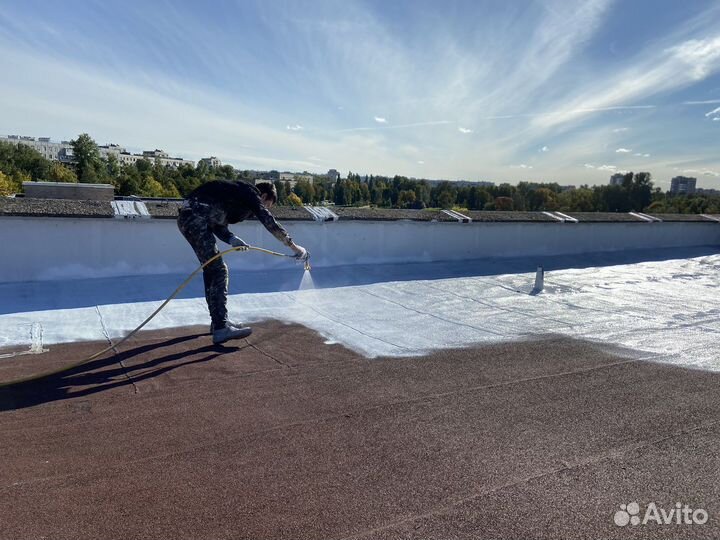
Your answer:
[279,172,314,188]
[1,135,194,169]
[199,156,222,168]
[327,169,340,181]
[670,176,697,195]
[98,143,127,160]
[697,187,720,196]
[1,135,74,163]
[609,173,626,186]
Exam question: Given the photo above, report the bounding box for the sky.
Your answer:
[1,0,720,188]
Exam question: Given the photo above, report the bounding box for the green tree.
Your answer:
[70,133,108,183]
[294,180,316,204]
[0,171,20,196]
[528,187,558,210]
[274,180,287,205]
[141,175,166,197]
[48,163,78,183]
[287,192,303,206]
[437,189,456,209]
[397,190,416,208]
[0,141,51,181]
[494,196,514,211]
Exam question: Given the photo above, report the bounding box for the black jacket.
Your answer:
[187,180,292,246]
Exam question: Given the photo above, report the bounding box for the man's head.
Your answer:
[256,182,278,208]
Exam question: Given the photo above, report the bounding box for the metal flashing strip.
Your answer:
[553,211,578,223]
[304,206,339,222]
[442,209,472,222]
[111,200,151,219]
[542,211,564,222]
[636,212,662,222]
[629,211,654,222]
[701,214,720,223]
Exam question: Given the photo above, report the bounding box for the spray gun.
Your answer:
[300,251,311,271]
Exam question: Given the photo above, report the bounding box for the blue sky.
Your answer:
[1,0,719,188]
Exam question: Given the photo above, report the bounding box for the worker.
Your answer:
[177,180,308,344]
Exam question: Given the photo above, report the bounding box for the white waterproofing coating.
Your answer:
[1,254,719,370]
[0,216,719,282]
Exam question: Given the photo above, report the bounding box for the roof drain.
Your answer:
[442,209,472,222]
[304,206,339,222]
[111,200,151,219]
[531,266,544,295]
[0,322,49,359]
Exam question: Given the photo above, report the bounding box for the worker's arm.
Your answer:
[251,199,294,248]
[211,224,236,245]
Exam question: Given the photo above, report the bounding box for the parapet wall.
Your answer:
[0,198,718,283]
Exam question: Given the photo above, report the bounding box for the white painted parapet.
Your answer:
[0,216,718,283]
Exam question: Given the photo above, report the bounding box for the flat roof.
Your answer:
[3,323,720,538]
[2,248,720,537]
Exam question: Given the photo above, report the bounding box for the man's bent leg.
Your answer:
[178,209,228,328]
[203,259,229,329]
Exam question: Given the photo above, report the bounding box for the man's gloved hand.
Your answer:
[229,236,249,250]
[292,244,309,261]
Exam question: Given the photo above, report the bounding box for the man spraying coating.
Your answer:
[178,180,308,344]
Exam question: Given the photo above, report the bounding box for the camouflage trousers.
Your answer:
[177,202,229,328]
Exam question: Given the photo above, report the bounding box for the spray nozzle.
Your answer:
[304,258,311,272]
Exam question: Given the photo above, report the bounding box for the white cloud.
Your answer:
[374,116,387,124]
[615,148,632,153]
[458,126,473,134]
[337,120,451,133]
[683,99,720,105]
[671,37,720,79]
[634,152,651,157]
[511,164,533,169]
[530,34,720,133]
[612,127,629,132]
[286,124,303,131]
[417,160,425,164]
[684,168,720,177]
[706,106,720,119]
[540,145,549,152]
[597,164,617,171]
[584,163,596,169]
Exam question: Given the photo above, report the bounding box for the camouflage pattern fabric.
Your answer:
[177,201,229,328]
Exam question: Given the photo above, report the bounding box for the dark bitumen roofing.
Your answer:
[1,197,719,224]
[2,322,720,539]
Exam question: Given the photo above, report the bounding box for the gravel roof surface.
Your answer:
[0,197,113,218]
[1,197,718,224]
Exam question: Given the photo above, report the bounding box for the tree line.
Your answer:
[1,134,719,214]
